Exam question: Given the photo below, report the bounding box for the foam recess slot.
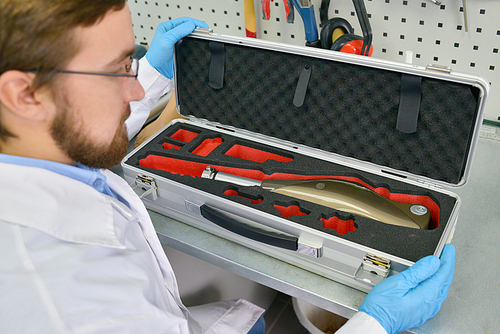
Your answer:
[321,216,357,235]
[192,137,223,156]
[225,144,294,163]
[163,142,182,150]
[170,128,199,143]
[224,189,263,205]
[274,203,309,218]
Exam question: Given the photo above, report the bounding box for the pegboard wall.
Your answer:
[129,0,500,122]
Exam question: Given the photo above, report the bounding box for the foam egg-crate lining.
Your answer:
[127,121,457,262]
[174,36,481,185]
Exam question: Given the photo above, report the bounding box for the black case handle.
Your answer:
[200,204,298,251]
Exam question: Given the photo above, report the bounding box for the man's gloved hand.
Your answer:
[146,17,209,79]
[359,244,456,334]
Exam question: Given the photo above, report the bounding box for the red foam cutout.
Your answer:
[192,137,223,157]
[139,155,441,228]
[225,144,293,163]
[321,216,357,235]
[170,128,199,143]
[224,189,263,204]
[162,142,182,150]
[274,204,308,218]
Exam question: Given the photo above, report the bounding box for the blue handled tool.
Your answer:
[291,0,320,47]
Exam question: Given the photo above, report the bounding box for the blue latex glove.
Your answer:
[359,244,456,334]
[146,17,209,79]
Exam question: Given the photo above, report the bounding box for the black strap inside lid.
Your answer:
[293,64,312,107]
[209,41,225,90]
[396,74,422,134]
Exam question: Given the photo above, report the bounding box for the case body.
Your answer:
[122,31,488,292]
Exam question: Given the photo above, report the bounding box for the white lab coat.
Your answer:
[336,312,387,334]
[0,161,263,334]
[126,57,174,140]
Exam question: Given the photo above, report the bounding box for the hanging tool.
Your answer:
[428,0,441,5]
[202,167,431,229]
[262,0,295,23]
[291,0,320,47]
[319,0,330,25]
[352,0,372,56]
[244,0,257,38]
[462,0,469,32]
[319,0,373,56]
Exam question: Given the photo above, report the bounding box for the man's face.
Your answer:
[50,3,144,168]
[50,93,131,169]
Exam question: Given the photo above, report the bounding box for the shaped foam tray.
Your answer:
[127,121,457,262]
[174,36,481,185]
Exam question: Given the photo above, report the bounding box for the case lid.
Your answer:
[173,31,489,187]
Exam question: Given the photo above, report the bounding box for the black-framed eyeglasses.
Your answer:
[30,56,139,79]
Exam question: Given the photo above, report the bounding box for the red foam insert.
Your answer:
[225,144,293,163]
[139,155,441,228]
[224,189,263,204]
[321,216,357,235]
[192,138,223,157]
[162,142,182,150]
[274,204,308,218]
[170,128,199,143]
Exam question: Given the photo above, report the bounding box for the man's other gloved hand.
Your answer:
[359,244,456,334]
[146,17,209,79]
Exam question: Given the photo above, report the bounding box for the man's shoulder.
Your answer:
[0,162,128,248]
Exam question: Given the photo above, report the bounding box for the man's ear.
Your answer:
[0,71,51,122]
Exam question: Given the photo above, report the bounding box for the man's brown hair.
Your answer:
[0,0,127,141]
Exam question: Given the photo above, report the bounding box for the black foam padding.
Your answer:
[174,36,481,184]
[126,121,457,262]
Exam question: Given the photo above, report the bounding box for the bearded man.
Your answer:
[0,1,265,333]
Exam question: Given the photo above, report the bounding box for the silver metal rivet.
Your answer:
[410,205,428,216]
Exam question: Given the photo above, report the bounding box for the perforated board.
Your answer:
[129,0,500,122]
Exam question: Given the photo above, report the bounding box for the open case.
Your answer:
[122,29,489,292]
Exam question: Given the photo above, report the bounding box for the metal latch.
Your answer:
[297,240,323,258]
[425,63,452,74]
[362,253,391,277]
[135,174,158,201]
[355,253,392,285]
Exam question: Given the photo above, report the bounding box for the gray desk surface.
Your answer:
[149,137,500,334]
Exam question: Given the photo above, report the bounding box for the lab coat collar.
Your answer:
[0,162,127,249]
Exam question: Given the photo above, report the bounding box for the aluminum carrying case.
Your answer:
[122,29,489,292]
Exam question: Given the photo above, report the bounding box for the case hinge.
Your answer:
[135,174,158,201]
[193,27,214,35]
[425,63,452,74]
[417,179,443,189]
